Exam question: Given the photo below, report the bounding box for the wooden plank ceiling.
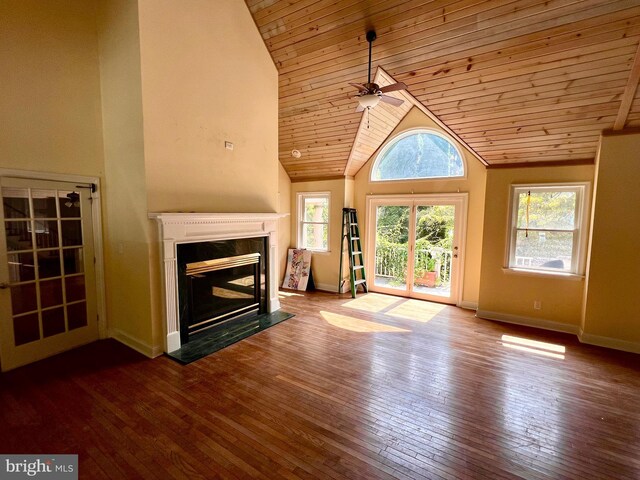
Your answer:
[246,0,640,181]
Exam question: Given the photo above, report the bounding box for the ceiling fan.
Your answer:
[350,30,408,112]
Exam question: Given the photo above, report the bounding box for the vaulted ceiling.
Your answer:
[246,0,640,181]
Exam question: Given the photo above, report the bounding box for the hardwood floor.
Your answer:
[1,290,639,479]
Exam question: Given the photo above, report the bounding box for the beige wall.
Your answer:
[137,0,279,214]
[582,132,640,346]
[477,165,595,328]
[97,0,156,349]
[353,107,487,306]
[290,179,347,291]
[278,163,292,281]
[0,0,104,176]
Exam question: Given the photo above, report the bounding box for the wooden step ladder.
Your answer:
[339,208,368,298]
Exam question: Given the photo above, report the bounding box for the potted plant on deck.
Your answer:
[415,257,438,288]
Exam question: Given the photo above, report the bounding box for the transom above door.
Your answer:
[366,194,468,305]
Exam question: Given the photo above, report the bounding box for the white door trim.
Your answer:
[0,168,107,339]
[366,193,469,306]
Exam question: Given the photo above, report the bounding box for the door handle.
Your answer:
[0,283,8,289]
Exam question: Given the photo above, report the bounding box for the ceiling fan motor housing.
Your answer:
[363,82,381,94]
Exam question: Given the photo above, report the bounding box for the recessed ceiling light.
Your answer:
[291,149,301,158]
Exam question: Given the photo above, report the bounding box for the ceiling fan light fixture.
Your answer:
[358,94,380,109]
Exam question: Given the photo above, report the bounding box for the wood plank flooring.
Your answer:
[1,290,639,479]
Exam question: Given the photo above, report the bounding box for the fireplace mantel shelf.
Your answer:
[149,212,287,352]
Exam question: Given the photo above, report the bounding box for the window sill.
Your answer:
[502,268,585,281]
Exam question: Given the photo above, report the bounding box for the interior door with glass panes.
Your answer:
[0,177,98,371]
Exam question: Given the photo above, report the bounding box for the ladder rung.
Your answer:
[354,279,367,286]
[353,265,364,270]
[351,237,360,240]
[352,251,362,255]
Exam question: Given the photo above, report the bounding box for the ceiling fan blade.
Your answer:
[379,82,408,93]
[380,95,404,107]
[355,104,365,112]
[349,83,369,92]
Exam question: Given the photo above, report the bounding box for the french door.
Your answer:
[0,177,99,371]
[366,194,467,305]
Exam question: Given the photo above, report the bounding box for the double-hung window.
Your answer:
[508,183,589,275]
[297,192,330,252]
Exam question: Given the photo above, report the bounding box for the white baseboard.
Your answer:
[313,282,340,293]
[314,282,363,294]
[476,309,580,335]
[110,328,163,358]
[458,301,478,311]
[578,329,640,354]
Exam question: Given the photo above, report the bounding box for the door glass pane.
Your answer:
[10,283,37,315]
[67,302,87,330]
[65,275,86,302]
[40,279,63,308]
[37,251,61,279]
[5,221,33,251]
[413,205,455,298]
[63,248,84,274]
[374,205,410,291]
[8,252,36,282]
[13,313,40,345]
[3,188,30,219]
[42,307,65,338]
[32,190,58,218]
[59,191,81,218]
[34,220,59,249]
[61,220,82,246]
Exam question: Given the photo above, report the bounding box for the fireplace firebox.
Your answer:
[177,237,267,344]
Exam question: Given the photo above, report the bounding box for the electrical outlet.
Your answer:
[533,300,542,310]
[225,141,234,150]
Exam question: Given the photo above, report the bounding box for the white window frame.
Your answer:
[297,192,330,253]
[506,182,590,276]
[370,127,467,183]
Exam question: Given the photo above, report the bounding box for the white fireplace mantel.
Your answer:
[149,212,286,353]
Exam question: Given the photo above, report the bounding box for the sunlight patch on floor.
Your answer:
[279,291,303,297]
[501,334,566,360]
[341,293,403,313]
[320,311,410,333]
[386,299,446,323]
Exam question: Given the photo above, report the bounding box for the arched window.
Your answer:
[371,129,465,181]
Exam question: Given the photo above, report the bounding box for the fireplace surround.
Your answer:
[149,213,283,353]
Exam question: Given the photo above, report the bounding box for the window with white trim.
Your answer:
[297,192,330,252]
[508,184,588,274]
